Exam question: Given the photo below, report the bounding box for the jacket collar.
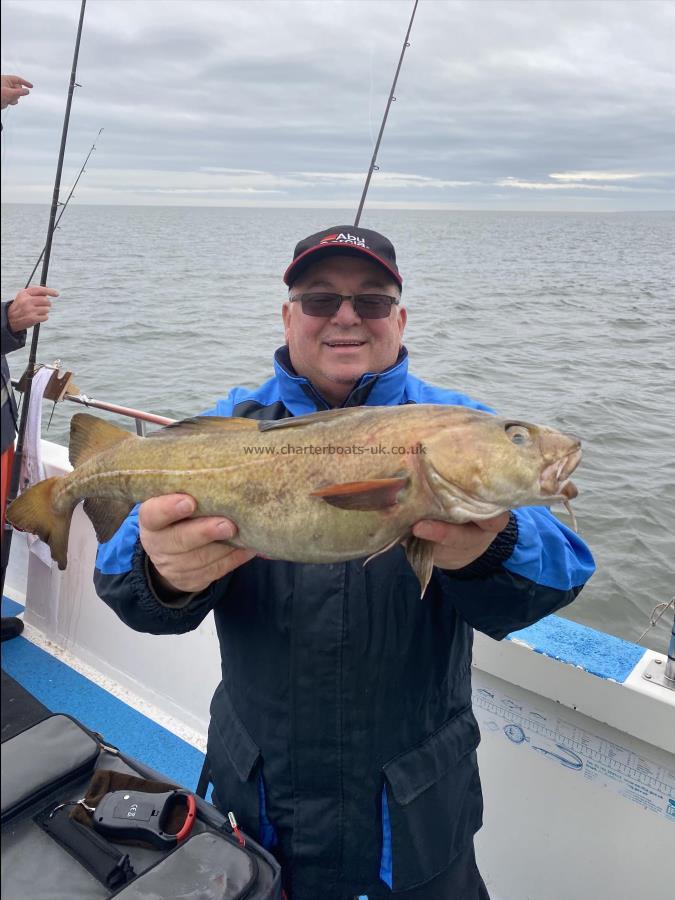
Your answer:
[273,345,409,416]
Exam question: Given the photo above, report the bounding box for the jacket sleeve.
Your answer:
[93,504,235,634]
[92,391,241,634]
[441,506,595,640]
[1,301,27,355]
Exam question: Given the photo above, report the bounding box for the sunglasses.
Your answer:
[289,292,400,320]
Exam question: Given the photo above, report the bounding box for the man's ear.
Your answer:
[282,300,292,342]
[397,304,407,338]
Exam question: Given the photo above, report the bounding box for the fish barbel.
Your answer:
[7,405,582,594]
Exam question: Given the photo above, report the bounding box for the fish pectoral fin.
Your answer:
[83,497,135,544]
[69,413,135,468]
[148,416,260,438]
[404,535,435,598]
[310,477,409,511]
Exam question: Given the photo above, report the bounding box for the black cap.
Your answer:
[283,226,402,288]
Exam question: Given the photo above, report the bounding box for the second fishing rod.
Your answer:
[354,0,419,227]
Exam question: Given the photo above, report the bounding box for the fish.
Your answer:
[7,406,582,595]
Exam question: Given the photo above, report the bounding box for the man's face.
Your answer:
[282,255,407,407]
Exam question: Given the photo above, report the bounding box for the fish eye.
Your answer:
[505,424,531,446]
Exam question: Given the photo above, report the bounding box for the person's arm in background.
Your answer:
[2,288,60,352]
[1,301,26,355]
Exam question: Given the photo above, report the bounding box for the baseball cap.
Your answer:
[283,226,403,288]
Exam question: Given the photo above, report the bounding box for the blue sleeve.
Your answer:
[1,301,27,354]
[442,506,595,640]
[506,507,594,591]
[403,374,496,414]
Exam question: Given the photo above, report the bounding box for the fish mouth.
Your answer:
[540,447,582,499]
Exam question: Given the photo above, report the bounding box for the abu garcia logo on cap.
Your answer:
[319,232,367,249]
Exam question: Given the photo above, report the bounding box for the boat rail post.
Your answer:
[665,609,675,684]
[641,598,675,690]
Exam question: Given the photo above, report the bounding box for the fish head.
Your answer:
[421,410,582,519]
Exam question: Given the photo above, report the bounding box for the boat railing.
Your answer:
[61,392,175,435]
[12,363,175,436]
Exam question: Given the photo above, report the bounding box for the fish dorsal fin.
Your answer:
[310,476,409,511]
[83,498,135,544]
[259,407,373,432]
[69,413,135,469]
[147,416,260,438]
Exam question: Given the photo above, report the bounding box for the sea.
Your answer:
[1,204,674,654]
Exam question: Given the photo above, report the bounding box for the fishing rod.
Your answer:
[354,0,419,227]
[1,0,87,599]
[23,128,103,289]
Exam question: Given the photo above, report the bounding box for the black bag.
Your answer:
[1,713,282,899]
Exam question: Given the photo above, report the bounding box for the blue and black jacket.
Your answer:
[94,346,595,900]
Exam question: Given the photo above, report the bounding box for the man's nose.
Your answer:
[331,297,361,325]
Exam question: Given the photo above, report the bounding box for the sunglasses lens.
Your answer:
[300,293,341,317]
[354,295,395,319]
[296,293,396,318]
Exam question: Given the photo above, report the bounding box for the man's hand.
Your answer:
[7,286,59,332]
[1,74,33,109]
[412,512,510,570]
[139,494,255,595]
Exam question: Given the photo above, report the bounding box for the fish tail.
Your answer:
[6,477,75,570]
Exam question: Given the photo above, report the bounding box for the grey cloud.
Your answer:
[1,0,673,209]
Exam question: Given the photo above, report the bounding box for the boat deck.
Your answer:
[1,594,206,794]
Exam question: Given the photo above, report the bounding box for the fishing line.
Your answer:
[636,597,674,645]
[1,0,88,599]
[354,0,418,226]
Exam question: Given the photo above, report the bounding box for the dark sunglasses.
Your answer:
[289,292,400,319]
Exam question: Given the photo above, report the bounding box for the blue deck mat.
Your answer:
[2,594,25,618]
[507,615,646,683]
[1,634,206,791]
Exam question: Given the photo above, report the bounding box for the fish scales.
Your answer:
[7,405,582,594]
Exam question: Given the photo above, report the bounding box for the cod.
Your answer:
[7,405,581,595]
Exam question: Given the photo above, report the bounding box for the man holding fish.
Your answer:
[9,226,595,899]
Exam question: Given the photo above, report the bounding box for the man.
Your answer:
[94,227,595,900]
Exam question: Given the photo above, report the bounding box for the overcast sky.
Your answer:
[1,0,673,210]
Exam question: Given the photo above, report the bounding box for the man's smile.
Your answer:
[323,339,368,349]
